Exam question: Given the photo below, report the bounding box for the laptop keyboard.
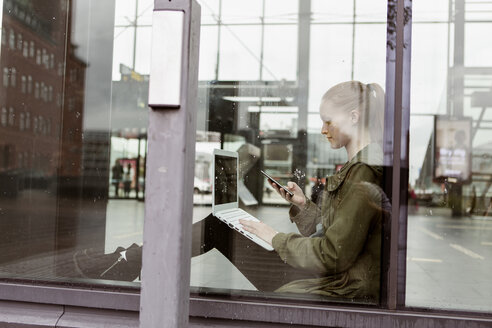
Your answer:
[215,208,261,241]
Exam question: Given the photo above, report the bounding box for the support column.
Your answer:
[140,1,201,327]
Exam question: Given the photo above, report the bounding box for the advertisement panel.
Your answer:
[433,116,472,184]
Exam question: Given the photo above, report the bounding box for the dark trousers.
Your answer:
[191,214,318,292]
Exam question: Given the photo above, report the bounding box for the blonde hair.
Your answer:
[321,81,385,144]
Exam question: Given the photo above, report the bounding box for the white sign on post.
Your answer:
[149,10,184,108]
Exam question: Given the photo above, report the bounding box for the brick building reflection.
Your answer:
[0,0,86,267]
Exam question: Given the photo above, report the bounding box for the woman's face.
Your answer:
[319,101,356,149]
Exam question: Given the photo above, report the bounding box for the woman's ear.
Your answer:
[350,110,360,125]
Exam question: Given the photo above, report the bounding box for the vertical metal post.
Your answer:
[140,0,200,327]
[448,0,465,217]
[382,0,412,310]
[297,0,310,133]
[296,0,311,190]
[351,0,357,81]
[452,0,465,117]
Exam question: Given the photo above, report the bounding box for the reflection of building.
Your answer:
[0,0,85,188]
[111,64,149,131]
[0,0,87,262]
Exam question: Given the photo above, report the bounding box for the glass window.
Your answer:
[198,25,218,81]
[264,0,298,24]
[23,40,29,57]
[311,0,354,23]
[309,25,353,112]
[2,67,8,87]
[8,107,14,126]
[218,25,262,80]
[8,28,14,49]
[10,67,15,86]
[21,75,26,93]
[1,107,6,126]
[221,0,263,24]
[190,0,389,307]
[27,75,32,93]
[19,112,24,131]
[40,82,45,100]
[36,49,41,65]
[199,0,219,25]
[34,82,39,98]
[42,48,49,68]
[1,28,6,46]
[408,0,492,313]
[262,25,298,81]
[0,0,151,291]
[17,33,22,50]
[25,112,30,130]
[355,0,387,23]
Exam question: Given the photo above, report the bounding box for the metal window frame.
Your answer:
[0,0,492,327]
[0,282,139,311]
[185,0,492,326]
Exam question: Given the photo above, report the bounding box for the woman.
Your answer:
[75,81,388,302]
[238,81,388,300]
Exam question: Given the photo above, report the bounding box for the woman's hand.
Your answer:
[239,219,278,246]
[268,180,306,209]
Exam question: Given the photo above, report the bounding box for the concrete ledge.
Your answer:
[57,306,139,328]
[0,301,139,328]
[0,300,63,327]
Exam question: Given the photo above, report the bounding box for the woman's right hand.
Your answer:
[268,180,306,209]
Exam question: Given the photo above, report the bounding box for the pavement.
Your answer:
[0,195,490,312]
[192,204,492,312]
[406,207,492,312]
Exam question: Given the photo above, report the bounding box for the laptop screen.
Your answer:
[214,154,237,205]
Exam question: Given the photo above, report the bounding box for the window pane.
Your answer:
[220,0,262,24]
[218,25,261,80]
[0,0,150,290]
[309,25,352,112]
[353,24,387,86]
[198,25,218,81]
[311,0,354,23]
[355,0,387,23]
[114,0,136,26]
[197,0,220,25]
[465,23,492,67]
[191,0,389,307]
[262,25,298,81]
[413,0,448,22]
[408,0,492,313]
[264,0,298,24]
[410,24,448,115]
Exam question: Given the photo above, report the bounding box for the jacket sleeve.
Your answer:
[288,197,322,237]
[272,165,382,274]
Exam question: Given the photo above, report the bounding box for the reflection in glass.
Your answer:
[408,0,492,313]
[191,0,388,305]
[0,0,151,287]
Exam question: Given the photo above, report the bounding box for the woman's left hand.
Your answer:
[239,219,278,246]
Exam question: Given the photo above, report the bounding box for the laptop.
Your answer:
[212,149,274,251]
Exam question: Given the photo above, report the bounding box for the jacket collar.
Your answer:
[325,143,382,191]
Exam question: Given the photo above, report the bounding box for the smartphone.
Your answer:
[260,170,294,196]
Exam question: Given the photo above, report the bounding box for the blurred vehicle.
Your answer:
[194,177,211,194]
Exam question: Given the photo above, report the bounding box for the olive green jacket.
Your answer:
[271,144,386,301]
